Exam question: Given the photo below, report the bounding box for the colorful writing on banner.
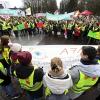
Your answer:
[0,15,10,19]
[88,30,100,40]
[22,45,97,72]
[35,13,46,18]
[46,12,74,21]
[0,9,25,16]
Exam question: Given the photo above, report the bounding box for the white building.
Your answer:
[0,0,24,8]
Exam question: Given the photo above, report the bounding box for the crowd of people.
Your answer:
[0,35,100,100]
[0,15,100,44]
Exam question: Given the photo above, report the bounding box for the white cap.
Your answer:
[8,43,22,52]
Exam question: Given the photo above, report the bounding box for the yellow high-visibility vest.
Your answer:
[0,62,7,84]
[71,71,98,93]
[14,65,42,91]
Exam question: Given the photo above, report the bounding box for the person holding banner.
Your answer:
[68,46,100,100]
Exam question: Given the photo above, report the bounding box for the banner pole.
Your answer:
[87,37,91,45]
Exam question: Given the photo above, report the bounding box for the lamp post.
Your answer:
[85,1,87,10]
[41,0,43,12]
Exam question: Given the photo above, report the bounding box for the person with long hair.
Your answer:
[44,57,73,100]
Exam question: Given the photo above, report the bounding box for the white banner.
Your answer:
[46,12,74,21]
[0,9,25,16]
[35,13,46,18]
[22,45,97,72]
[25,8,31,15]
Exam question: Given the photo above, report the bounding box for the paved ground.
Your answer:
[0,34,100,100]
[12,34,100,45]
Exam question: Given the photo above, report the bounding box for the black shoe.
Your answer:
[11,95,21,100]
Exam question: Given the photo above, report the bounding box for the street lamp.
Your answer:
[85,1,88,10]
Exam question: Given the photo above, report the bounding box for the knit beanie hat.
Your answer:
[17,51,32,65]
[8,43,22,52]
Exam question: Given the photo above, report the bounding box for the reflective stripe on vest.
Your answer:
[98,60,100,64]
[17,70,42,91]
[2,22,7,30]
[13,26,17,31]
[2,48,10,63]
[45,87,68,96]
[71,71,98,93]
[68,24,72,29]
[0,62,7,84]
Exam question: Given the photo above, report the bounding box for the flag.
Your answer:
[88,30,100,40]
[54,10,59,15]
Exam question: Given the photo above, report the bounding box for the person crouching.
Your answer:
[44,57,73,100]
[12,51,44,100]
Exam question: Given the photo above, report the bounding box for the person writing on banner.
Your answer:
[12,51,44,100]
[43,57,73,100]
[68,46,100,100]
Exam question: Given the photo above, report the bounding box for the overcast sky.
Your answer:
[56,0,62,8]
[0,0,62,8]
[0,0,24,8]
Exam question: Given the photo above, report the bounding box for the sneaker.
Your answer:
[11,95,20,100]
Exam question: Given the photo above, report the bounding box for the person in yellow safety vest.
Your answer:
[96,45,100,64]
[2,21,8,35]
[13,22,19,38]
[96,45,100,100]
[8,43,22,64]
[43,57,73,100]
[68,46,100,100]
[8,43,22,74]
[12,51,44,100]
[0,61,16,99]
[0,35,11,73]
[8,43,23,99]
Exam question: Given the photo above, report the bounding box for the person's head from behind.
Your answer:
[8,43,22,62]
[17,51,32,66]
[97,45,100,57]
[51,57,63,73]
[80,46,97,61]
[0,35,10,46]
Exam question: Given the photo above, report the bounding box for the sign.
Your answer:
[35,13,46,18]
[22,45,97,72]
[46,12,74,21]
[25,8,31,15]
[0,9,25,16]
[0,15,10,19]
